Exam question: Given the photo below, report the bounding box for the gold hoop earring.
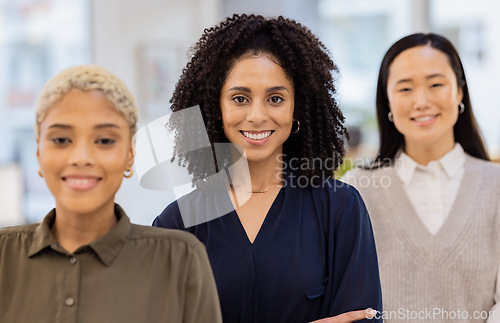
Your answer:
[292,120,300,134]
[38,168,44,178]
[124,169,133,178]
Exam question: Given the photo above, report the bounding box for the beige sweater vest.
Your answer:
[343,155,500,322]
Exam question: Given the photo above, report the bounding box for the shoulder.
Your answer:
[466,155,500,172]
[302,177,366,214]
[341,165,394,193]
[154,187,233,229]
[309,178,373,232]
[0,223,38,239]
[153,189,204,228]
[0,224,39,257]
[129,224,205,251]
[462,155,500,194]
[297,176,358,197]
[465,155,500,187]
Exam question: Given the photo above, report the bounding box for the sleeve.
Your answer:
[327,187,383,322]
[183,242,223,323]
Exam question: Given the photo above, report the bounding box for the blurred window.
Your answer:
[0,0,91,225]
[318,0,500,159]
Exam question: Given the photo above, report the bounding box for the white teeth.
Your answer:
[242,131,272,140]
[66,178,97,184]
[413,116,435,122]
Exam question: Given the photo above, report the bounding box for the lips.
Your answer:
[63,176,101,191]
[241,130,273,140]
[410,114,439,125]
[411,115,437,122]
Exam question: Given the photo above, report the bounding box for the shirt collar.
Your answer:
[395,151,417,185]
[28,204,131,267]
[28,209,61,257]
[395,143,466,184]
[439,143,466,178]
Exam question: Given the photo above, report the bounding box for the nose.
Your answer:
[413,88,430,110]
[68,141,94,167]
[246,102,268,124]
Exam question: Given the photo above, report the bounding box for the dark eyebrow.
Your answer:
[266,86,289,93]
[226,86,290,94]
[226,86,251,94]
[426,73,446,80]
[395,73,447,85]
[47,123,121,130]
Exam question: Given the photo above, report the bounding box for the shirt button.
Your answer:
[69,257,77,265]
[65,297,75,307]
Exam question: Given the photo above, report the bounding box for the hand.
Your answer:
[310,308,378,323]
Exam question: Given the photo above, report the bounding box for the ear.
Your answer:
[36,139,40,162]
[127,140,135,170]
[457,87,464,105]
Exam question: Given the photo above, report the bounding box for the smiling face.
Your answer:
[386,45,463,157]
[220,54,295,165]
[37,89,134,217]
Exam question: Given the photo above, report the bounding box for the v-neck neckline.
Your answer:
[232,185,286,245]
[382,156,479,262]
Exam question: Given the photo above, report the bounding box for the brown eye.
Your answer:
[269,96,284,104]
[232,96,247,104]
[96,138,116,145]
[51,137,71,145]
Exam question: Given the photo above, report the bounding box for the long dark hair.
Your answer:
[371,32,489,167]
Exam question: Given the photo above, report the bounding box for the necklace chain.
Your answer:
[231,183,282,194]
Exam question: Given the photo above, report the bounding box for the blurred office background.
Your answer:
[1,0,499,227]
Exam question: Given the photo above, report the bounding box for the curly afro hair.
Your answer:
[169,14,347,187]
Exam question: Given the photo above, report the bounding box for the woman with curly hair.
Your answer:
[153,14,382,323]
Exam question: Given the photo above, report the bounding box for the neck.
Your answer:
[51,203,117,253]
[405,141,455,166]
[230,153,284,192]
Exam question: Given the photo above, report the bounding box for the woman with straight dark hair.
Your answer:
[343,33,500,322]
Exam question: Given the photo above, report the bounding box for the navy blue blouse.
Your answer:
[153,178,382,323]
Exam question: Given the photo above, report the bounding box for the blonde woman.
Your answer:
[0,65,222,323]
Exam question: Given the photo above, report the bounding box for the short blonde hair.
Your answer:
[35,64,138,139]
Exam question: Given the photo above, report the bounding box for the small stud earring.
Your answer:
[459,102,465,114]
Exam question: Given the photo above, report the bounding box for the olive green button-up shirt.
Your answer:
[0,204,222,323]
